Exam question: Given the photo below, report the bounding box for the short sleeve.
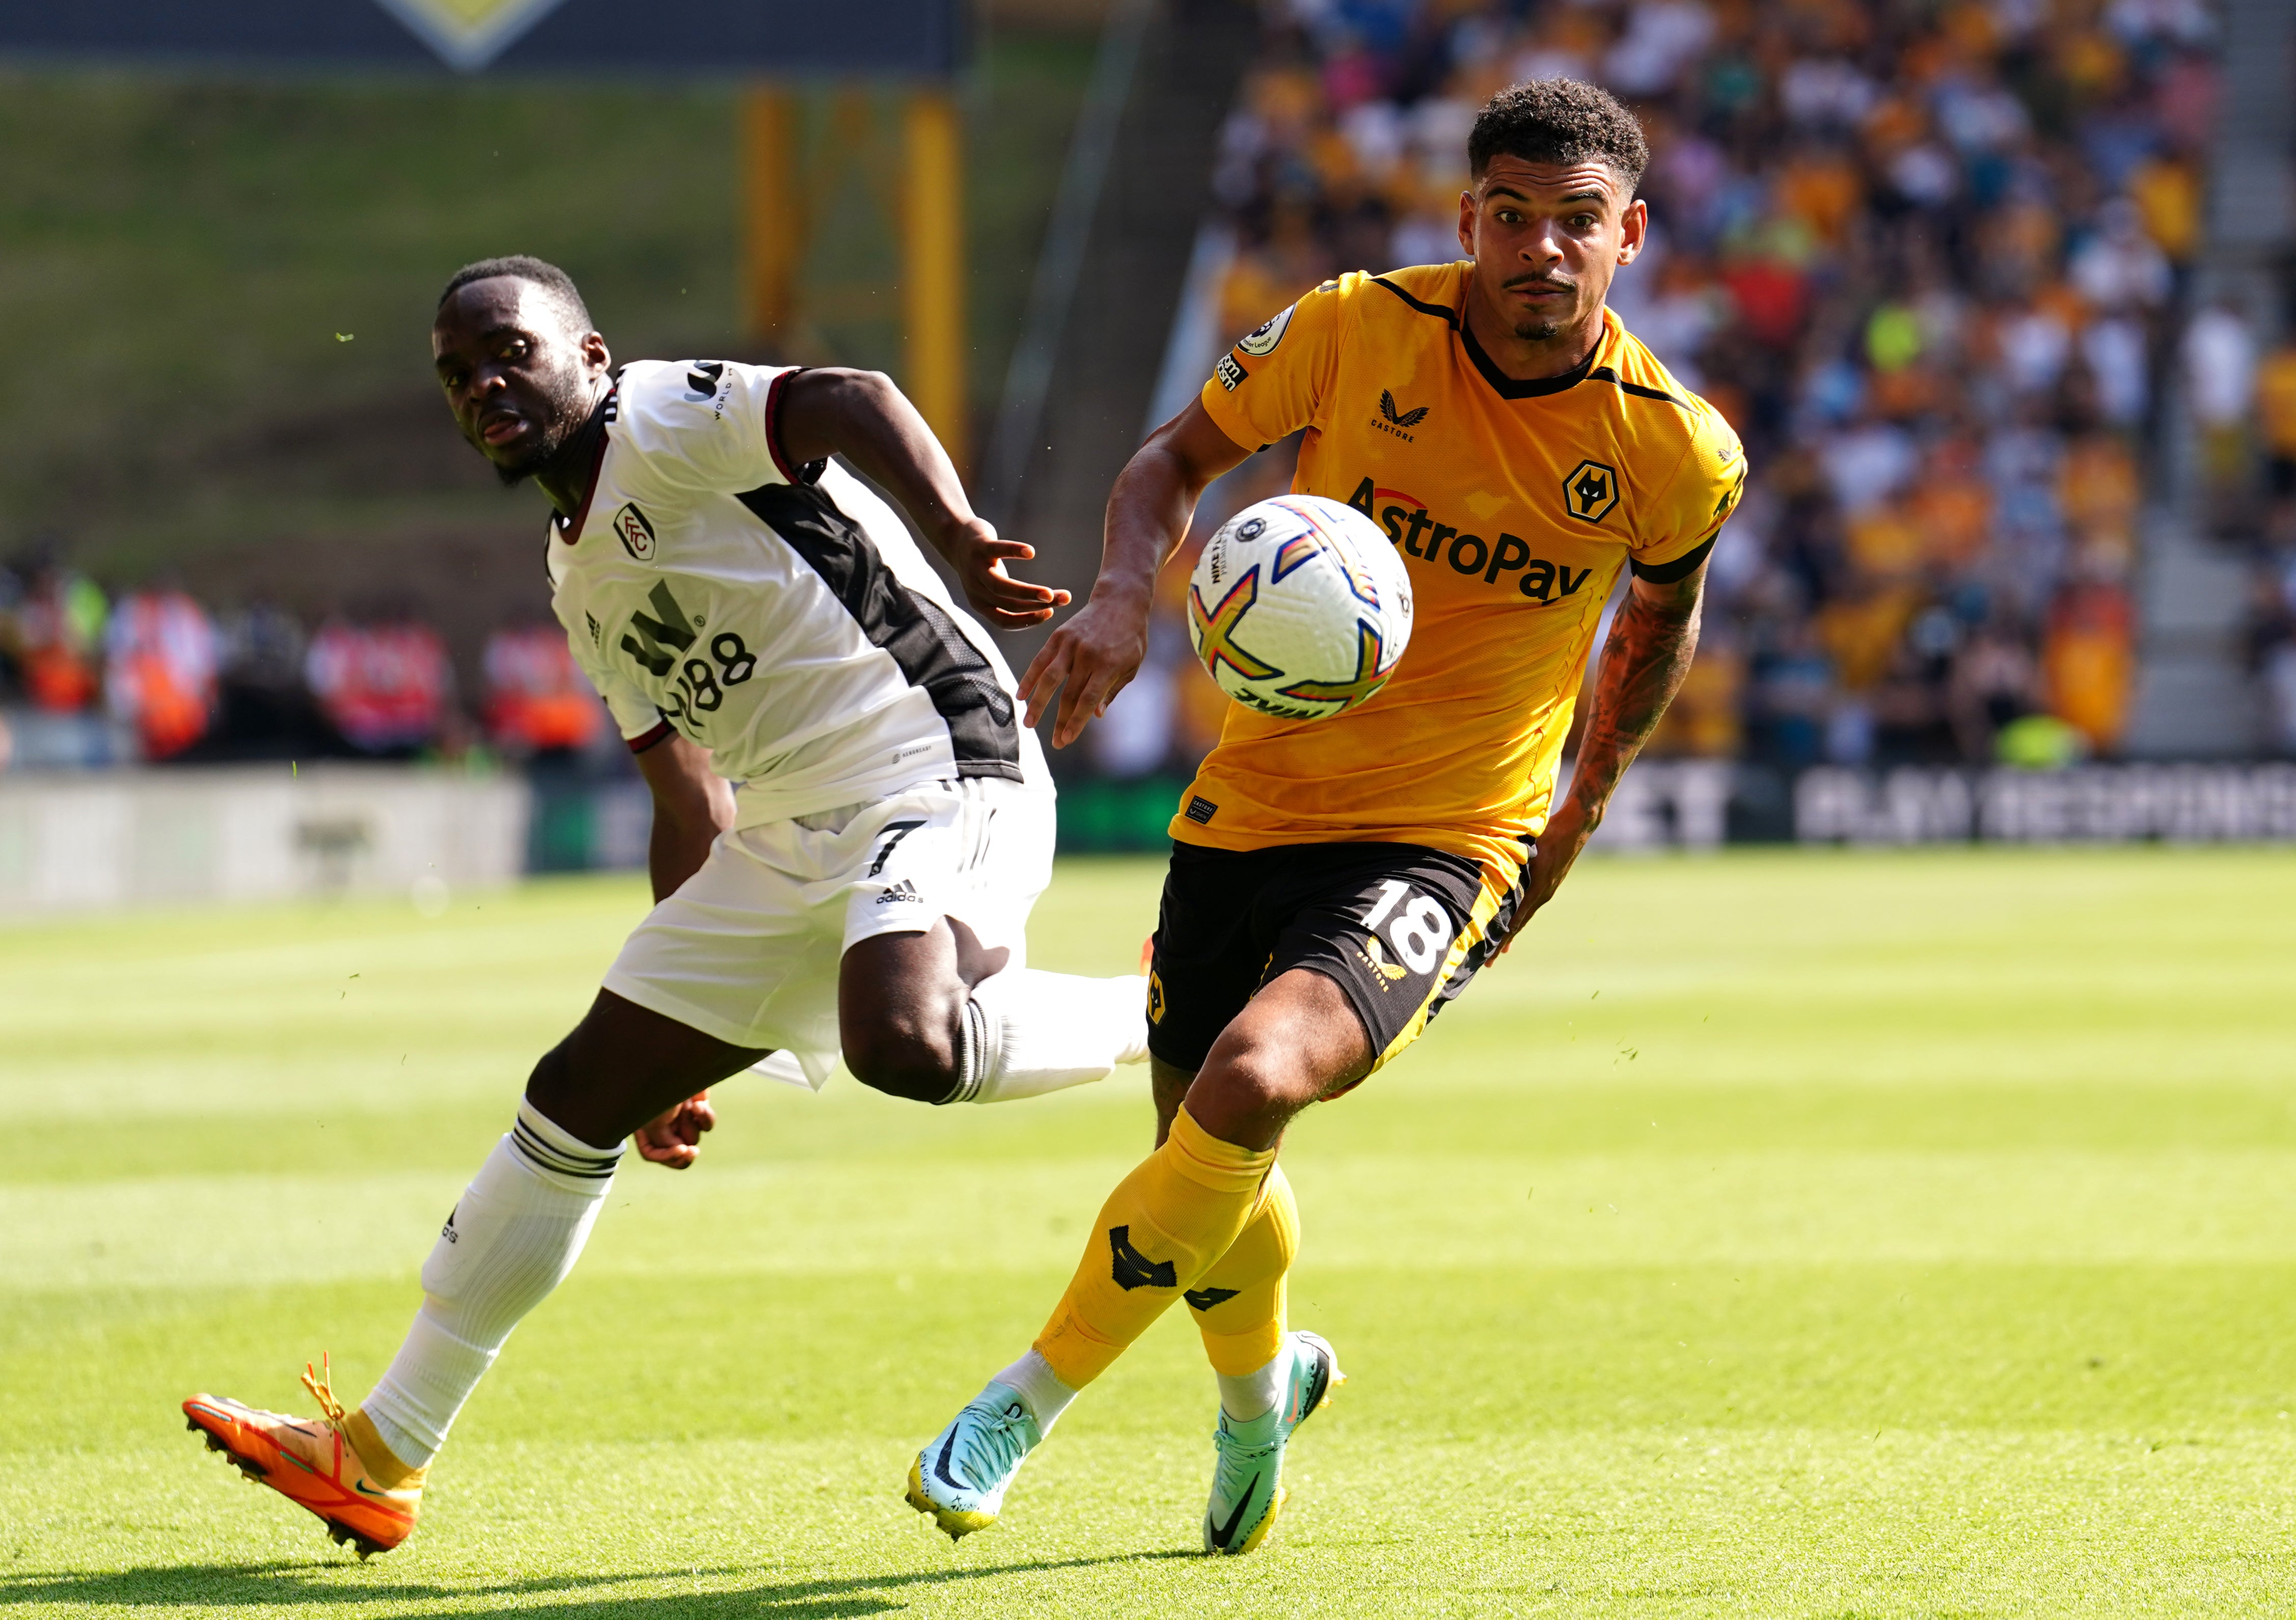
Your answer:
[593,669,669,747]
[1630,400,1746,582]
[557,610,669,746]
[615,360,817,497]
[1197,281,1345,452]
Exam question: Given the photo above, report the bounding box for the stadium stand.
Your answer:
[6,0,2288,862]
[1101,0,2240,789]
[0,571,610,773]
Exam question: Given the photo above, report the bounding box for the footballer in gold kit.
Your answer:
[908,78,1746,1554]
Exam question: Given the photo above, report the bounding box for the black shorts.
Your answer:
[1145,838,1526,1077]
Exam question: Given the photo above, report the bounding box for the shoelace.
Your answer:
[1212,1425,1282,1466]
[1207,1423,1280,1537]
[302,1353,348,1425]
[1211,1412,1282,1490]
[951,1398,1035,1489]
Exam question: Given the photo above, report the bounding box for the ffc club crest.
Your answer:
[613,503,658,562]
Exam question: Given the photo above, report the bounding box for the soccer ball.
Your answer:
[1186,494,1413,722]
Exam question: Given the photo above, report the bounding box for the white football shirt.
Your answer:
[545,359,1046,827]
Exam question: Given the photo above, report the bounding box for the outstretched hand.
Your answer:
[943,517,1070,630]
[634,1092,716,1169]
[1017,593,1152,748]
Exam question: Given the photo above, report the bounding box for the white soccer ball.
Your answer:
[1186,493,1413,722]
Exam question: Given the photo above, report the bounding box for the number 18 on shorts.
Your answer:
[1144,839,1521,1078]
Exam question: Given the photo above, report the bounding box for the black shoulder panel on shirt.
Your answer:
[1370,276,1460,327]
[735,482,1024,780]
[1587,366,1692,408]
[1629,536,1716,584]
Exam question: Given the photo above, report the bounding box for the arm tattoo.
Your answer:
[1568,576,1704,821]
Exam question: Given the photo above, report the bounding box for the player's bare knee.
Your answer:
[844,1003,963,1104]
[1194,1041,1317,1134]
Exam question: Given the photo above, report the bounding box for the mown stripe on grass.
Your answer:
[11,1150,2296,1293]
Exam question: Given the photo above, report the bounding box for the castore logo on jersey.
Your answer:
[1373,390,1429,442]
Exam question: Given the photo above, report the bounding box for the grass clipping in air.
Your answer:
[3,848,2294,1615]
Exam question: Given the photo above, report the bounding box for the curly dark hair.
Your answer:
[1468,78,1650,193]
[435,254,593,331]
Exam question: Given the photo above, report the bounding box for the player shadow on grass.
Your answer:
[0,1550,1198,1615]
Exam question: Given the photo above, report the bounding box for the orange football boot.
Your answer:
[183,1355,426,1558]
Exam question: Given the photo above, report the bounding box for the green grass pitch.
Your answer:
[4,846,2294,1616]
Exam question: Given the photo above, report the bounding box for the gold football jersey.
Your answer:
[1181,260,1745,886]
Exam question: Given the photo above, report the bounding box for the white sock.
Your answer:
[1217,1351,1287,1424]
[361,1100,621,1467]
[993,1348,1078,1433]
[945,970,1150,1104]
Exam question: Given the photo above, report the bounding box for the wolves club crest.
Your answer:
[1562,459,1621,524]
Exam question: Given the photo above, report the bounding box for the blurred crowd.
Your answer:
[1097,0,2291,780]
[9,0,2289,781]
[2212,318,2296,752]
[0,550,607,774]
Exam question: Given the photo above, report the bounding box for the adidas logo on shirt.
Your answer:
[874,878,922,905]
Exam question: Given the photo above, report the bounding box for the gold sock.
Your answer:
[1186,1164,1299,1376]
[345,1407,425,1490]
[1033,1105,1277,1388]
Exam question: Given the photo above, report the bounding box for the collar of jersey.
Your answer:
[1456,307,1608,401]
[553,382,620,544]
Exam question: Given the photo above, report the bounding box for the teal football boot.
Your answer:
[906,1383,1044,1540]
[1202,1329,1343,1555]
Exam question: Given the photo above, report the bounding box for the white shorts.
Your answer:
[602,775,1054,1090]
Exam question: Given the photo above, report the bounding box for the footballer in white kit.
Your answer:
[181,255,1147,1557]
[559,353,1064,1091]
